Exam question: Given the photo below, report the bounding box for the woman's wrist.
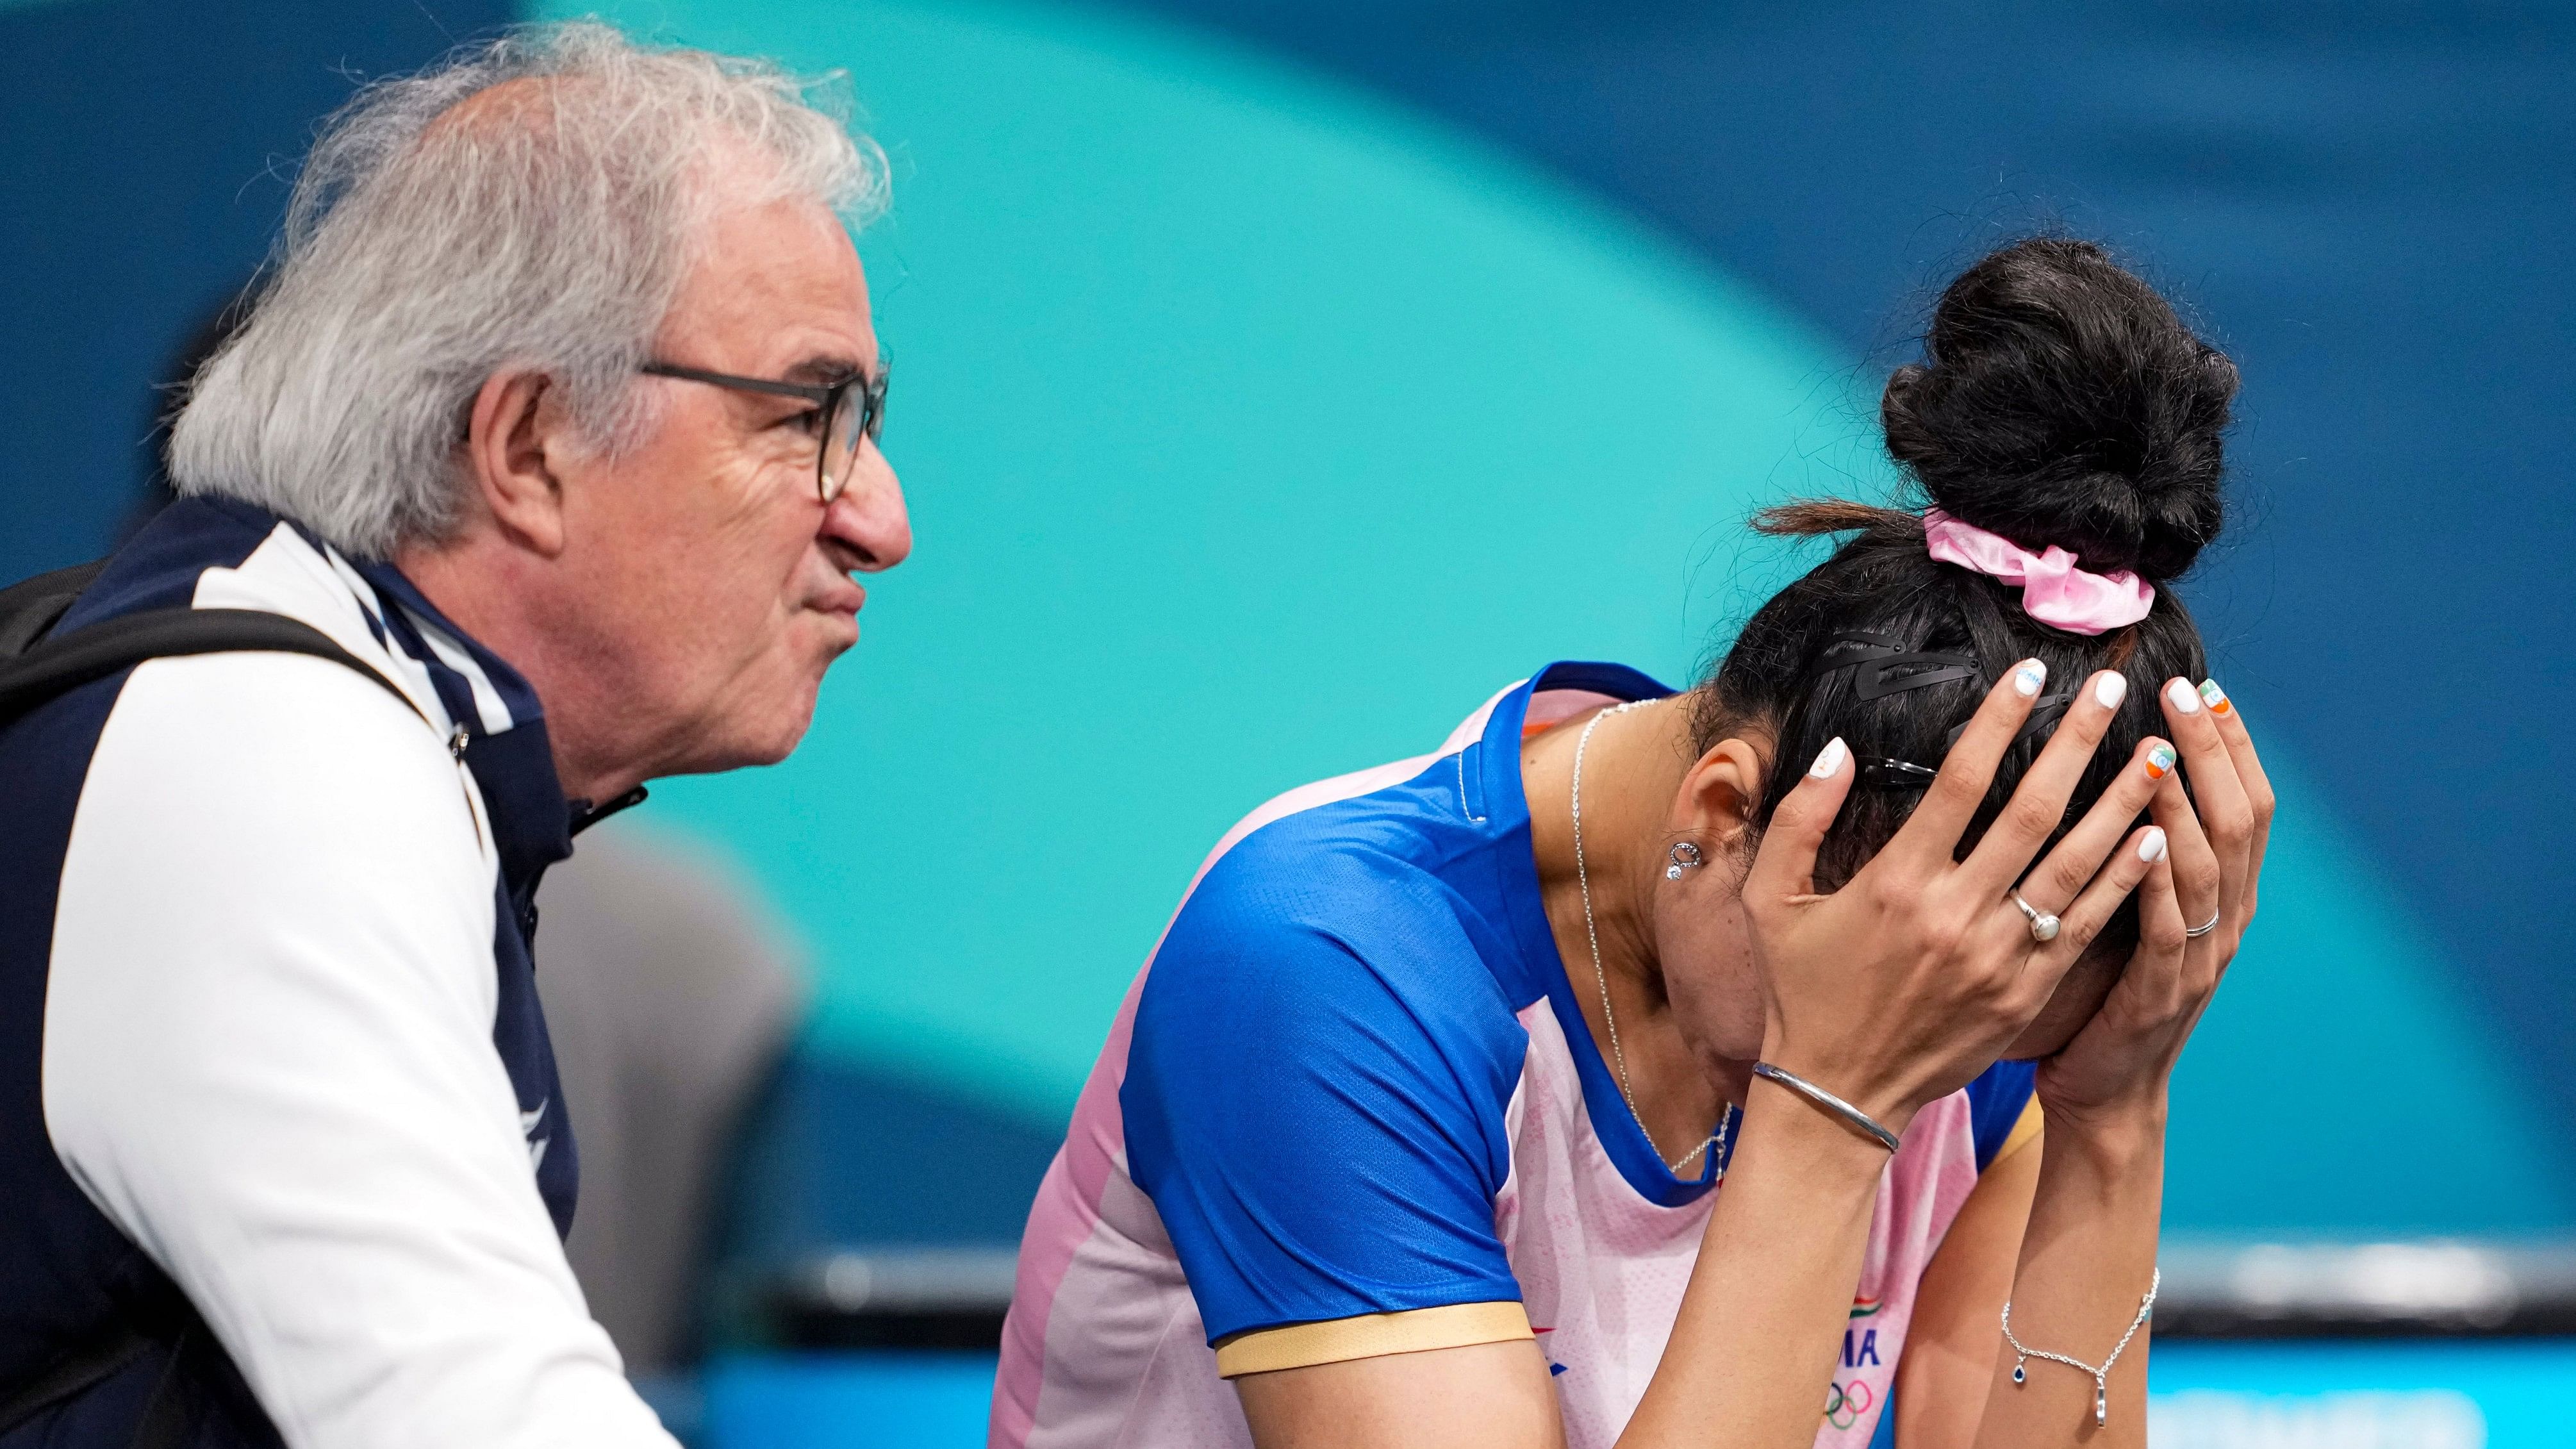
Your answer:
[1753,1025,1928,1141]
[1740,1072,1912,1186]
[2038,1091,2168,1181]
[2041,1081,2168,1137]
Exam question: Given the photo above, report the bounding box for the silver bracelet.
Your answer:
[1748,1062,1901,1154]
[2000,1268,2160,1426]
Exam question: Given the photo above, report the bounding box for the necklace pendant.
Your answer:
[2011,1361,2026,1386]
[2093,1382,2108,1425]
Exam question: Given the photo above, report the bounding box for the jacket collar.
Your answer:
[337,547,642,894]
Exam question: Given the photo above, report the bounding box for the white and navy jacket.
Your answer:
[0,498,674,1448]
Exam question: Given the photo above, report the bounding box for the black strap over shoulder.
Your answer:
[0,558,109,656]
[0,563,420,1448]
[0,558,422,731]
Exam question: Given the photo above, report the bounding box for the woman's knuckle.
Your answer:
[2007,795,2061,839]
[2049,855,2096,900]
[1929,774,1983,816]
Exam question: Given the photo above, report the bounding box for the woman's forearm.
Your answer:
[1970,1104,2167,1449]
[1615,1079,1896,1449]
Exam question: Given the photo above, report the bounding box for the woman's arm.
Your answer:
[1238,665,2177,1449]
[1969,679,2274,1448]
[1969,1109,2164,1445]
[1894,1118,2042,1449]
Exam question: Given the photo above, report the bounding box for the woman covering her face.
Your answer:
[991,238,2270,1449]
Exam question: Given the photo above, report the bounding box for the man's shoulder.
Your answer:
[115,643,443,765]
[72,647,484,902]
[69,505,456,787]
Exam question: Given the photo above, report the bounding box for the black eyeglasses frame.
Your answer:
[640,358,888,504]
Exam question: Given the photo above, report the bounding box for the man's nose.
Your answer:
[826,445,911,570]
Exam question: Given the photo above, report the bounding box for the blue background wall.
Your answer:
[4,0,2570,1241]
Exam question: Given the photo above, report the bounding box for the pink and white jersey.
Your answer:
[993,664,2038,1449]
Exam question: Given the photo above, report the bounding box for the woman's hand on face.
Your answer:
[2038,679,2275,1132]
[1742,664,2181,1137]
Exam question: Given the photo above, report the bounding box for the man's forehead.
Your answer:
[664,190,871,372]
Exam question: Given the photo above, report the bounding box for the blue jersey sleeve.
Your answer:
[1121,837,1530,1345]
[1963,1057,2038,1172]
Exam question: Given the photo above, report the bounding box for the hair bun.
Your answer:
[1880,237,2234,583]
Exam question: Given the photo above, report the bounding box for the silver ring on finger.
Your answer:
[2010,890,2061,944]
[2184,908,2222,938]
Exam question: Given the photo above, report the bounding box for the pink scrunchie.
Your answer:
[1922,509,2155,636]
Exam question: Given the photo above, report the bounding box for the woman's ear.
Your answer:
[1673,736,1767,852]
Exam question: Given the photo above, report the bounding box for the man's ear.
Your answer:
[1673,736,1767,852]
[461,369,571,558]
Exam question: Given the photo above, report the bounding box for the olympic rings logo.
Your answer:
[1824,1377,1876,1431]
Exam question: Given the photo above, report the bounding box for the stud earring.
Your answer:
[1665,841,1703,880]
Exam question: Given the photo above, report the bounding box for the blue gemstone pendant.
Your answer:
[2011,1363,2026,1385]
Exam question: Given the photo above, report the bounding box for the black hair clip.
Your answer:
[1811,631,1983,702]
[1808,634,1979,793]
[1858,757,1939,790]
[1812,633,2086,790]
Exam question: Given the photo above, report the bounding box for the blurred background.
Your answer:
[5,1,2571,1445]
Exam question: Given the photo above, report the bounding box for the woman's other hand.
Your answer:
[1743,663,2179,1137]
[2038,677,2274,1129]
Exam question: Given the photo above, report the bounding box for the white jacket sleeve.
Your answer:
[40,650,676,1449]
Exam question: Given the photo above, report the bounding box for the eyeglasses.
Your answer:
[640,358,889,504]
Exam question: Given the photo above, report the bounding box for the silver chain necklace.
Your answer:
[1571,700,1733,1177]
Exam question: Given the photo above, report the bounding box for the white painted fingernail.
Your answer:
[2166,678,2200,715]
[2013,659,2047,697]
[1809,736,1849,779]
[2138,827,2168,863]
[2093,672,2128,709]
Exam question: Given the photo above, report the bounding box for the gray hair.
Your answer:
[169,21,888,558]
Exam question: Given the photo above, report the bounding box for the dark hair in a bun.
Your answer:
[1691,237,2238,955]
[1881,236,2234,583]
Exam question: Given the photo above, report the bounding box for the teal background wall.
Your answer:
[550,0,2572,1232]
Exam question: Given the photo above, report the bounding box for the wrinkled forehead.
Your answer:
[659,178,873,377]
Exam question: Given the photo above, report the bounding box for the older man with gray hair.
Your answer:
[0,23,904,1448]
